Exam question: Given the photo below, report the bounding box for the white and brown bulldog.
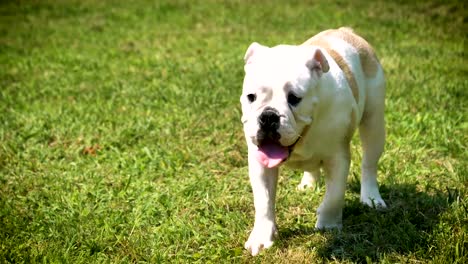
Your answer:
[240,27,387,256]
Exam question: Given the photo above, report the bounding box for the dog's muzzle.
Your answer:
[257,107,281,144]
[253,107,291,168]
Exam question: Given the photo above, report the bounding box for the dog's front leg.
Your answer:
[244,152,278,256]
[316,147,350,229]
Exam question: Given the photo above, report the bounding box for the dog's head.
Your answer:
[240,42,329,168]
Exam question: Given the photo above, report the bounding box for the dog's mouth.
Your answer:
[255,138,300,168]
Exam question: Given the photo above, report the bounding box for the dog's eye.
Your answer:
[287,92,302,107]
[247,93,256,103]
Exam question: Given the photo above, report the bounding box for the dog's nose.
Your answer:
[258,107,280,132]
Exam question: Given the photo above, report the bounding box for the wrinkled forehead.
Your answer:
[244,59,311,93]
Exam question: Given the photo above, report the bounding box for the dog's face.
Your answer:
[240,43,329,168]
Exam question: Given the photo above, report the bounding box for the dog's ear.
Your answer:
[306,48,329,76]
[244,42,266,65]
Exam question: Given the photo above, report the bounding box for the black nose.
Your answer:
[258,107,280,132]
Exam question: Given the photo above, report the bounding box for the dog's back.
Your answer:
[303,27,381,79]
[303,28,387,208]
[302,27,385,132]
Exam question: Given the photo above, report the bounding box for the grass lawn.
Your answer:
[0,0,466,263]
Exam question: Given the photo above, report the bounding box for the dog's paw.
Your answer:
[361,187,387,208]
[297,171,319,191]
[244,222,277,256]
[296,181,315,191]
[315,204,343,230]
[361,182,387,209]
[315,221,342,230]
[361,195,387,209]
[315,217,342,230]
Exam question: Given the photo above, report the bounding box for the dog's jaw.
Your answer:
[255,139,289,168]
[250,123,309,168]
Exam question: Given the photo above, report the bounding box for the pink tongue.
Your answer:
[256,142,289,168]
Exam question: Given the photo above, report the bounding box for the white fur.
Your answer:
[240,30,387,256]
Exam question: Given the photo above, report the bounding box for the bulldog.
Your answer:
[240,27,387,256]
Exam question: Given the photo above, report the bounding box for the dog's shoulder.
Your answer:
[302,27,380,79]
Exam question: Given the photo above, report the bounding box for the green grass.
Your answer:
[0,0,466,263]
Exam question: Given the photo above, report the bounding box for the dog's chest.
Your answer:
[285,113,349,170]
[285,141,336,170]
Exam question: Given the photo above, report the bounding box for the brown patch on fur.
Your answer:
[303,38,359,104]
[302,28,377,142]
[304,28,380,78]
[333,27,379,77]
[329,49,360,103]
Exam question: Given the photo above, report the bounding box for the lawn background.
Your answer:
[0,0,466,263]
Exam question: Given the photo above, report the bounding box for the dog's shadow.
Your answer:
[277,182,456,262]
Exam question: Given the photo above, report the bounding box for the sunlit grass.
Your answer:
[0,0,466,263]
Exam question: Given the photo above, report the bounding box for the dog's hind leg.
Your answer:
[297,170,320,190]
[359,78,387,208]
